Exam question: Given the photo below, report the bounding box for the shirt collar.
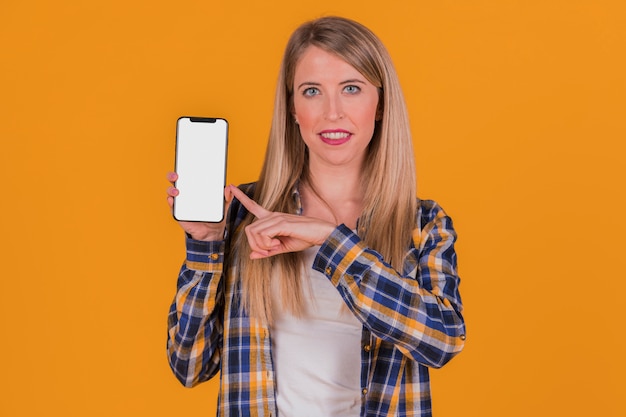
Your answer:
[292,181,303,216]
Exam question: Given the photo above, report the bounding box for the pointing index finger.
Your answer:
[228,185,269,219]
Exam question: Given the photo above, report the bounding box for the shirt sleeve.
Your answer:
[312,200,465,368]
[166,237,225,387]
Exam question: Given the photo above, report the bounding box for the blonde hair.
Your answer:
[232,16,417,323]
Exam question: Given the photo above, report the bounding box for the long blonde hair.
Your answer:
[232,16,417,323]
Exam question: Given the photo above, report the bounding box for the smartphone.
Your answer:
[173,117,228,222]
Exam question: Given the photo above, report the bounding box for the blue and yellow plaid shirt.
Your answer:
[167,183,465,417]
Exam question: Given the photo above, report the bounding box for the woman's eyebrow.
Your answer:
[297,81,321,90]
[339,79,366,85]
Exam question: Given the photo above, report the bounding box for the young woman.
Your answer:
[166,16,465,417]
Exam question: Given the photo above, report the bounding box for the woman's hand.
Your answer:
[166,172,233,241]
[228,185,336,259]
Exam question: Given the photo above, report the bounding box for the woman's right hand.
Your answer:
[166,172,233,241]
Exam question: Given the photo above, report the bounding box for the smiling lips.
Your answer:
[319,129,351,145]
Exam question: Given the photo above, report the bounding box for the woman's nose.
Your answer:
[324,95,344,120]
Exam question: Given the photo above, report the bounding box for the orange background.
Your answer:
[1,1,624,416]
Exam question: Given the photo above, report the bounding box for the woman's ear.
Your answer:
[376,91,384,121]
[291,106,299,124]
[375,106,383,121]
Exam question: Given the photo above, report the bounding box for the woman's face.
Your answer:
[292,46,380,173]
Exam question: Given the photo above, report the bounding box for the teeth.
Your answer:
[321,132,349,140]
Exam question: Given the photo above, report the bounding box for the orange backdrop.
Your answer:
[1,1,624,416]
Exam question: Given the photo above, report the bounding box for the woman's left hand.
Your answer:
[228,185,336,259]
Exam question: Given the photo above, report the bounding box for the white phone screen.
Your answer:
[173,117,228,222]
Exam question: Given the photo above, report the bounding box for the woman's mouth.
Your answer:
[319,130,351,145]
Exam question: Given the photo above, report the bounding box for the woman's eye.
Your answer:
[303,87,320,97]
[344,85,361,94]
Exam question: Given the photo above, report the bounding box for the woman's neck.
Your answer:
[300,166,364,229]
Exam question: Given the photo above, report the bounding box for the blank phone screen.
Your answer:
[173,117,228,222]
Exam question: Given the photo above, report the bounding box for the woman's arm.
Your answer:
[312,200,465,368]
[227,186,465,367]
[164,176,245,387]
[167,239,226,387]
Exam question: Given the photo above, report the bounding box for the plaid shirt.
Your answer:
[167,183,465,417]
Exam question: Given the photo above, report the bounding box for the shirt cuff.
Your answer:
[312,224,367,286]
[185,237,225,272]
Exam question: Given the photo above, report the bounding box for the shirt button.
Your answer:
[460,334,466,341]
[210,253,219,260]
[363,344,371,352]
[325,267,332,275]
[362,388,368,395]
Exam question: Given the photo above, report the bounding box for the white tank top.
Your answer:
[270,246,362,417]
